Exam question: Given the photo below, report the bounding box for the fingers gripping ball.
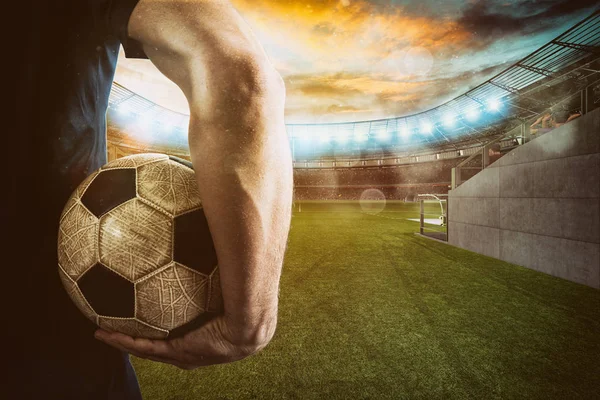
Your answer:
[58,153,224,339]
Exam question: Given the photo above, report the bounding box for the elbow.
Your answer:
[228,54,285,100]
[199,50,285,117]
[224,316,278,358]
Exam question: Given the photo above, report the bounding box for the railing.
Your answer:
[451,124,525,189]
[451,80,598,189]
[292,146,482,169]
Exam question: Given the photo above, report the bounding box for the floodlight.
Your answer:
[466,108,480,121]
[443,114,456,128]
[355,133,369,142]
[300,133,313,143]
[421,121,433,134]
[116,104,130,117]
[336,133,348,144]
[137,117,152,132]
[400,125,410,138]
[487,98,501,112]
[376,130,390,141]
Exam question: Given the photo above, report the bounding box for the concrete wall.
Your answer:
[448,108,600,288]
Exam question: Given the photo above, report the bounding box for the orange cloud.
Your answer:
[113,0,528,122]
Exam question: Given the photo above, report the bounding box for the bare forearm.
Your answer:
[187,89,293,344]
[103,0,294,365]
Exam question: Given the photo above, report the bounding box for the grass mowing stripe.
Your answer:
[132,206,600,400]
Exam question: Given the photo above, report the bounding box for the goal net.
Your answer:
[417,194,448,241]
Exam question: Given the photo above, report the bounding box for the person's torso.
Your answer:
[9,0,123,358]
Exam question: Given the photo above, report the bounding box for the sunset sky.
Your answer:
[114,0,597,123]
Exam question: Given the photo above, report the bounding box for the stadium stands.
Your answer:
[293,159,460,200]
[105,11,600,210]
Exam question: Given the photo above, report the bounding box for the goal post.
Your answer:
[417,194,448,241]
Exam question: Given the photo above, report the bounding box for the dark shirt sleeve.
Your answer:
[106,0,148,59]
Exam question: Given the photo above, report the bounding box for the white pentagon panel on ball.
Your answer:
[58,265,98,324]
[57,203,99,281]
[101,153,169,170]
[98,198,173,282]
[137,159,202,216]
[61,193,79,220]
[135,262,209,331]
[98,317,169,340]
[62,173,93,217]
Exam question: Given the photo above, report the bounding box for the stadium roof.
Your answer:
[108,9,600,152]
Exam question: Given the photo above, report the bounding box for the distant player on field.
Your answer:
[11,0,293,398]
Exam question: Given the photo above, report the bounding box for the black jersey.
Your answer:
[8,0,148,391]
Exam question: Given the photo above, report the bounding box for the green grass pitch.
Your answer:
[132,202,600,400]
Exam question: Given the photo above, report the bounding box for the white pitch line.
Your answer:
[407,218,443,226]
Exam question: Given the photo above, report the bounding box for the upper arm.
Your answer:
[124,0,274,102]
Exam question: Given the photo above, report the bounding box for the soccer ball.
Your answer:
[57,153,223,339]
